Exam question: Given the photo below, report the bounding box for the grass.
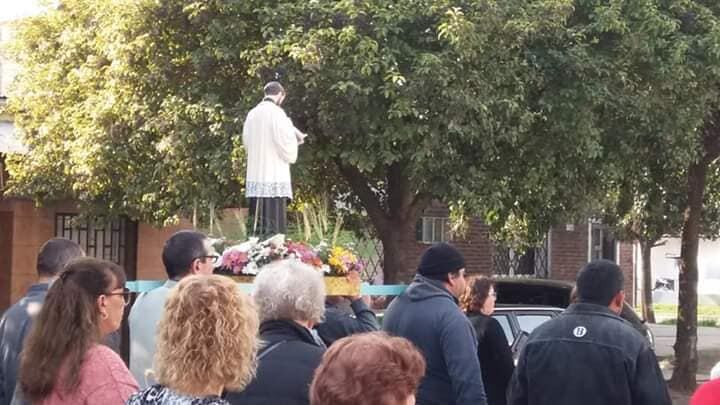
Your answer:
[636,304,720,319]
[658,319,718,327]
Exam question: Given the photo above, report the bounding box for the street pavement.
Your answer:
[650,324,720,382]
[650,324,720,358]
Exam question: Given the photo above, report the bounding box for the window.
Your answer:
[55,213,134,266]
[516,314,554,334]
[492,314,514,345]
[590,221,616,261]
[417,217,451,243]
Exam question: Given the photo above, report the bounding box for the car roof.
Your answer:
[494,304,564,312]
[490,277,573,308]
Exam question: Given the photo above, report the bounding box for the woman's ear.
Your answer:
[97,295,109,318]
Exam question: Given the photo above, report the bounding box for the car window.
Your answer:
[492,314,514,345]
[516,314,553,334]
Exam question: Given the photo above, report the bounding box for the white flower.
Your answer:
[244,262,259,275]
[321,264,331,274]
[265,234,286,247]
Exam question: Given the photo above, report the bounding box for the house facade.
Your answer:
[408,202,636,305]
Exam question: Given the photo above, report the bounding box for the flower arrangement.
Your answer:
[323,246,364,275]
[215,234,363,277]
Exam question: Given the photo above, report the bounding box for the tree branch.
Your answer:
[702,110,720,162]
[334,158,389,234]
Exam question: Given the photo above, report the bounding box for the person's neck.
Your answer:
[37,275,55,284]
[179,385,223,398]
[263,94,282,104]
[441,281,459,298]
[294,319,313,329]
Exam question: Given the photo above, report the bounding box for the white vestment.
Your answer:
[242,100,298,198]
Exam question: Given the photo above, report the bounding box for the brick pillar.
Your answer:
[549,223,589,283]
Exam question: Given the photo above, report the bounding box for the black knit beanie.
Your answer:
[417,243,465,276]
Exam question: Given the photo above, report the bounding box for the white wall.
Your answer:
[636,237,720,305]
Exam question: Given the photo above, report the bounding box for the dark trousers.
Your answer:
[248,197,287,237]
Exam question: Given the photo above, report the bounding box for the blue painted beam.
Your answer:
[126,280,408,296]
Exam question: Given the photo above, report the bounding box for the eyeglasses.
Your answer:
[194,254,219,264]
[105,288,132,306]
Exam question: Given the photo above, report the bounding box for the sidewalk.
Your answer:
[650,324,719,404]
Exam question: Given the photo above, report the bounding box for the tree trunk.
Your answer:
[669,161,705,392]
[381,218,418,284]
[335,159,430,285]
[640,240,656,324]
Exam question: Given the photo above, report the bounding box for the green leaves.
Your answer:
[5,0,720,253]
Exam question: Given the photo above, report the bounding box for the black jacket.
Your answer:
[508,303,671,405]
[224,320,325,405]
[468,313,514,405]
[383,275,487,405]
[315,298,380,346]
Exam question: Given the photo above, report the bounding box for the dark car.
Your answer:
[373,277,654,350]
[493,277,655,349]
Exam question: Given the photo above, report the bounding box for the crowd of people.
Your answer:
[0,232,717,404]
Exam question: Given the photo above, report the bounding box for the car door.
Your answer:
[491,312,515,345]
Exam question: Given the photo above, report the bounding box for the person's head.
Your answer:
[36,238,85,278]
[20,258,127,402]
[253,259,325,327]
[162,230,217,280]
[263,81,286,105]
[310,332,425,405]
[154,275,259,396]
[460,276,496,315]
[417,243,467,298]
[576,259,625,314]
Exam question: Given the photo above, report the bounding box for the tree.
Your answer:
[5,0,615,283]
[4,0,248,225]
[593,0,720,391]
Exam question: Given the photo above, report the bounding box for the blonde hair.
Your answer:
[154,275,259,393]
[253,259,326,324]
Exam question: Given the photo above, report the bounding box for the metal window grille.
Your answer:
[492,237,549,278]
[54,213,128,266]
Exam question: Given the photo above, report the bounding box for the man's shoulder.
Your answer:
[529,310,647,349]
[129,286,171,320]
[250,101,285,115]
[0,296,42,330]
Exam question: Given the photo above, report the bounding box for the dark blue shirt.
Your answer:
[0,283,49,405]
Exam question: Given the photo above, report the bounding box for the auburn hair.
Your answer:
[310,332,426,405]
[460,276,495,313]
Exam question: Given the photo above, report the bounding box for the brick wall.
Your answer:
[0,199,72,306]
[136,220,193,280]
[0,210,13,309]
[398,218,495,282]
[0,197,196,309]
[397,202,495,282]
[549,223,589,283]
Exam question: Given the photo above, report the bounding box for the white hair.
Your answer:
[253,259,326,324]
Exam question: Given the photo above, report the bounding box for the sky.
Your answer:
[0,0,46,23]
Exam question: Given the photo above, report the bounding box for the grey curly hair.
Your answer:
[253,259,326,324]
